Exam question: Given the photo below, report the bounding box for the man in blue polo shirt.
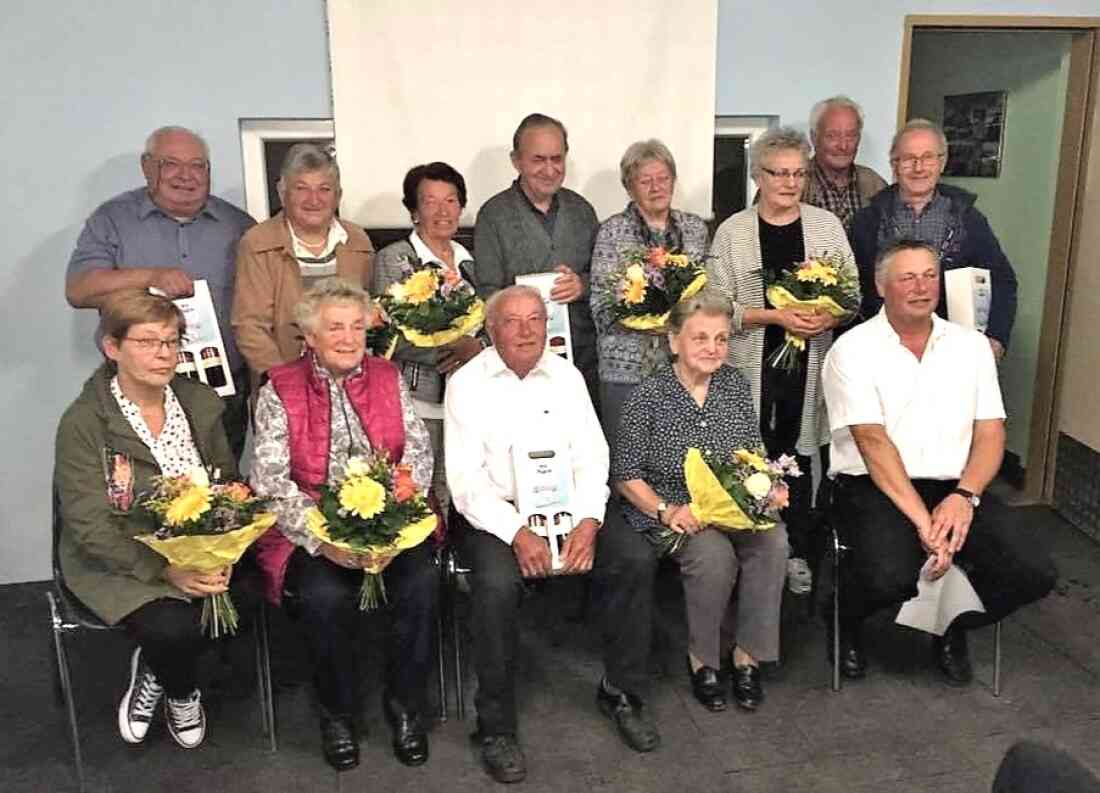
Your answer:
[66,125,255,459]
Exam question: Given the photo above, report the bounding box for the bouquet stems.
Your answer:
[359,573,388,611]
[200,592,240,638]
[767,333,806,371]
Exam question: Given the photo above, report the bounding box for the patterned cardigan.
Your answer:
[589,204,709,384]
[707,203,855,455]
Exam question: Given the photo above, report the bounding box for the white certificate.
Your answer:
[512,437,577,573]
[515,272,573,363]
[944,267,992,333]
[169,280,237,397]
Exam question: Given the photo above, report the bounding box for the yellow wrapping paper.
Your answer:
[135,513,277,570]
[396,300,485,348]
[620,273,708,331]
[305,510,437,573]
[684,448,774,531]
[765,285,852,351]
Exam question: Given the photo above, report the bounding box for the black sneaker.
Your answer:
[165,690,206,749]
[118,647,163,744]
[476,732,526,783]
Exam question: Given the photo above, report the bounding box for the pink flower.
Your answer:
[767,483,790,510]
[647,246,668,269]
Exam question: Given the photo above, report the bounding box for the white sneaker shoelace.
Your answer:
[166,690,206,748]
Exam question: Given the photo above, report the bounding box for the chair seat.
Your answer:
[52,580,119,632]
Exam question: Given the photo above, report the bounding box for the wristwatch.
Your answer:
[656,501,669,523]
[952,487,981,508]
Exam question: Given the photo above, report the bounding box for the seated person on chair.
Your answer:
[821,239,1055,684]
[596,290,787,735]
[444,285,609,784]
[55,290,235,751]
[249,278,438,771]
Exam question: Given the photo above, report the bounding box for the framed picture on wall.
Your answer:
[942,91,1007,178]
[239,119,335,220]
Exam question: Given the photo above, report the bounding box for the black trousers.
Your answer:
[832,475,1055,629]
[993,741,1100,793]
[455,517,529,736]
[122,598,210,698]
[284,542,438,717]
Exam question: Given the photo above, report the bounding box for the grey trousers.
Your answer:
[423,417,449,512]
[674,525,789,668]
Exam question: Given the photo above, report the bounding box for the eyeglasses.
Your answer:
[125,336,182,353]
[760,167,807,181]
[893,153,944,171]
[635,175,673,190]
[150,158,210,179]
[821,131,860,144]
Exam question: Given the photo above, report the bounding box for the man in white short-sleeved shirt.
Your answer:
[445,285,609,783]
[822,240,1053,686]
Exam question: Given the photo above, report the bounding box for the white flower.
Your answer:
[744,472,773,500]
[345,456,370,478]
[187,466,210,488]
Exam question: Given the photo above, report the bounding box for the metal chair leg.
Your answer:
[993,621,1002,697]
[831,531,841,693]
[436,577,448,722]
[255,601,277,751]
[49,592,87,793]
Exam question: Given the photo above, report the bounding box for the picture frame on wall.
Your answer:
[239,118,335,220]
[942,91,1007,178]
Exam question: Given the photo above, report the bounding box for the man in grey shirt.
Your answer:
[66,125,255,459]
[473,113,599,408]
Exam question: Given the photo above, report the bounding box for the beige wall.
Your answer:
[1058,72,1100,451]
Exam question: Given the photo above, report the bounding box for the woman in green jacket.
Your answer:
[54,290,235,750]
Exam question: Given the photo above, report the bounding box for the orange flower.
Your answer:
[646,246,668,268]
[219,482,252,503]
[442,266,462,287]
[392,464,418,503]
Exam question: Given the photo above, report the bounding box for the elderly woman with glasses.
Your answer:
[55,290,237,751]
[588,139,708,447]
[233,143,375,393]
[249,278,438,772]
[707,126,855,597]
[373,162,484,513]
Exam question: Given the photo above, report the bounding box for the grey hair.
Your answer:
[667,289,733,335]
[890,118,948,158]
[874,239,940,280]
[511,113,569,154]
[484,285,546,338]
[809,96,865,138]
[293,277,373,335]
[749,126,811,178]
[619,139,677,191]
[142,126,210,160]
[277,142,341,199]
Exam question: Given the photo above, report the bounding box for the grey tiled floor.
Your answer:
[4,504,1098,793]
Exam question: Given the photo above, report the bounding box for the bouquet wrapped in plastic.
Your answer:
[765,252,860,370]
[645,448,801,555]
[137,467,275,637]
[600,246,708,332]
[305,451,437,610]
[375,256,484,351]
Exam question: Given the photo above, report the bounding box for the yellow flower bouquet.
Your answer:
[765,252,860,370]
[645,448,801,555]
[600,246,708,332]
[305,451,437,610]
[137,467,276,637]
[378,256,484,350]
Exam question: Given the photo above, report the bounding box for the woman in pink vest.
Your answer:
[249,278,437,772]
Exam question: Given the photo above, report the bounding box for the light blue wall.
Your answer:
[0,2,331,584]
[4,1,1097,583]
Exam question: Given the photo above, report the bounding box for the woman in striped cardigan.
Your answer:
[707,127,856,595]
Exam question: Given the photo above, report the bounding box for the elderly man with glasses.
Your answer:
[66,125,256,458]
[848,119,1018,361]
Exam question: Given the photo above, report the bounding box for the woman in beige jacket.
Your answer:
[232,143,373,392]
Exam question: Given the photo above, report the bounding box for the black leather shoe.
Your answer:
[596,683,660,753]
[826,619,867,679]
[688,662,726,712]
[731,664,763,711]
[383,694,429,767]
[476,732,526,783]
[934,627,973,686]
[320,712,359,771]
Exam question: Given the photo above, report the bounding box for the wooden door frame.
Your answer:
[898,15,1100,503]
